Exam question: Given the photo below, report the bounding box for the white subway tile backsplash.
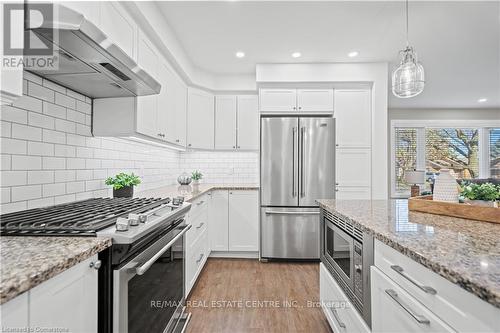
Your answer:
[42,129,66,144]
[1,72,257,213]
[11,185,42,201]
[28,112,55,129]
[43,101,66,119]
[42,157,66,170]
[42,183,66,197]
[27,142,54,156]
[1,171,27,186]
[1,105,28,124]
[12,123,42,141]
[28,82,55,102]
[55,92,76,109]
[55,118,76,133]
[27,170,54,185]
[12,155,42,170]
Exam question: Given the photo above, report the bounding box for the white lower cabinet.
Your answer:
[0,256,99,333]
[319,263,370,333]
[228,190,259,252]
[208,190,229,251]
[371,266,454,333]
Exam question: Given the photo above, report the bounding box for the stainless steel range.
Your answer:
[0,197,192,333]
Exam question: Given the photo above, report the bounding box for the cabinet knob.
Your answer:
[176,139,180,142]
[336,183,339,186]
[89,260,102,270]
[233,146,236,148]
[298,106,302,110]
[188,144,192,147]
[293,106,297,110]
[237,146,240,149]
[336,144,339,147]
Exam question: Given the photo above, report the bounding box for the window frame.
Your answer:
[390,119,500,198]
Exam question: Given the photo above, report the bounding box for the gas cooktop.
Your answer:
[0,197,174,236]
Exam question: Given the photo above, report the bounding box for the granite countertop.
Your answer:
[136,183,259,202]
[0,236,111,305]
[316,199,500,309]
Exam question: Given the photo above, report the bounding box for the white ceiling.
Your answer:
[157,1,500,109]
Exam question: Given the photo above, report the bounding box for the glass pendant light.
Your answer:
[392,0,425,98]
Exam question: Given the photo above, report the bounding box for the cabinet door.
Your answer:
[371,267,454,333]
[187,88,214,149]
[0,293,28,330]
[334,90,371,147]
[214,96,237,149]
[99,2,136,59]
[297,89,334,112]
[336,187,371,200]
[237,95,259,150]
[259,89,297,112]
[157,61,176,142]
[208,191,229,251]
[29,256,99,333]
[136,33,158,139]
[228,190,258,251]
[173,75,187,146]
[336,148,371,187]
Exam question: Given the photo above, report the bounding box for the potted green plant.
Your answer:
[105,173,141,198]
[460,182,499,208]
[191,170,203,185]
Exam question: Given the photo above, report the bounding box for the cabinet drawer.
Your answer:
[188,195,208,219]
[186,228,209,295]
[371,266,454,333]
[375,240,500,332]
[319,263,370,333]
[186,207,208,249]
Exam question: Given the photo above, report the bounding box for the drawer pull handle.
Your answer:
[197,201,205,206]
[196,222,205,229]
[330,308,346,329]
[385,289,430,325]
[196,253,204,264]
[391,265,437,295]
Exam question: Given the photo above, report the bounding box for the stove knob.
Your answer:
[116,217,129,231]
[128,213,140,226]
[138,214,148,223]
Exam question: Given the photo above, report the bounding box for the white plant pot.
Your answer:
[433,169,459,203]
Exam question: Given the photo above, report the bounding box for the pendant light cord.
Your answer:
[406,0,409,47]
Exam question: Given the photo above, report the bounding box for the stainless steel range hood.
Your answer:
[25,4,161,98]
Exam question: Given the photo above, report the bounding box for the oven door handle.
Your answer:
[135,224,191,276]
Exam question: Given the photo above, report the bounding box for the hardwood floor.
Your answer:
[186,258,332,333]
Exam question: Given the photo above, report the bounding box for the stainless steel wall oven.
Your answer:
[320,208,373,327]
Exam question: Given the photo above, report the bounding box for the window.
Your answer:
[391,120,499,197]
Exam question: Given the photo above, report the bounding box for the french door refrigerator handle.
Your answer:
[300,126,306,197]
[292,127,297,197]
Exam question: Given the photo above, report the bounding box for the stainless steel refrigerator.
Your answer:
[260,116,335,260]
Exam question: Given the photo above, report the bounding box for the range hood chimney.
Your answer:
[25,4,161,98]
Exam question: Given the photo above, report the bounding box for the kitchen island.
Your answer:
[317,199,500,332]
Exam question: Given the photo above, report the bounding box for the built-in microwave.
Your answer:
[320,209,373,327]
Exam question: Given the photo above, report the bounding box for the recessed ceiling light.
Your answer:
[348,51,359,58]
[291,52,301,58]
[478,98,487,103]
[235,51,245,58]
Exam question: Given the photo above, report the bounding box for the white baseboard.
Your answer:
[209,251,259,259]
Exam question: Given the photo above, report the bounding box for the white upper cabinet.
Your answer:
[136,32,159,139]
[99,2,136,60]
[157,62,173,142]
[297,89,334,112]
[237,95,259,150]
[215,96,237,149]
[259,88,334,113]
[259,89,297,112]
[334,90,371,148]
[187,88,214,149]
[228,190,259,252]
[171,74,187,146]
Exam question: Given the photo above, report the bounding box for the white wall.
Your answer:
[389,108,500,121]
